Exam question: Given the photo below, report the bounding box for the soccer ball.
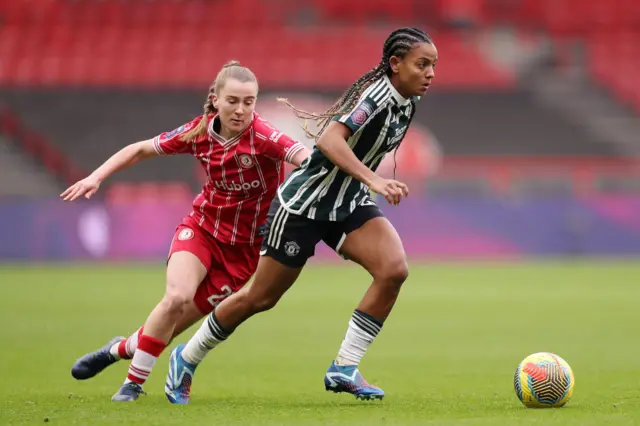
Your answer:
[513,352,574,408]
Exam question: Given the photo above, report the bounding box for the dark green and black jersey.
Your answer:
[278,75,417,221]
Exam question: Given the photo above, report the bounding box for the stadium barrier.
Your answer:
[1,194,639,261]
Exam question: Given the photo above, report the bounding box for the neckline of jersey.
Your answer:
[383,75,411,106]
[207,113,255,146]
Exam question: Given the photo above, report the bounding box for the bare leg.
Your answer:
[72,252,207,385]
[339,217,408,322]
[112,251,207,400]
[180,255,302,365]
[143,252,207,342]
[323,217,407,399]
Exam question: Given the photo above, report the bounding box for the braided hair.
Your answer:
[279,27,432,139]
[181,60,258,142]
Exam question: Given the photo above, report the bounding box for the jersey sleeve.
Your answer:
[333,94,379,134]
[255,118,305,163]
[152,118,200,156]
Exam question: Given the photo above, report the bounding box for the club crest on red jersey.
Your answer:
[178,228,194,241]
[238,154,254,169]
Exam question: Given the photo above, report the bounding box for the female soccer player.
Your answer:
[62,61,310,402]
[166,27,437,403]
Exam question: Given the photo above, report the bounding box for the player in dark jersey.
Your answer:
[166,28,437,403]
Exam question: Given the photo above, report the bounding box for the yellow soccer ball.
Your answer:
[514,352,574,408]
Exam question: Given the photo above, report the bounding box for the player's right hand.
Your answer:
[369,176,409,206]
[60,176,101,201]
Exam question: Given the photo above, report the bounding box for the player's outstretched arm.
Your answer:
[60,139,158,201]
[315,121,408,205]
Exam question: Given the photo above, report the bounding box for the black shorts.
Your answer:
[260,196,384,268]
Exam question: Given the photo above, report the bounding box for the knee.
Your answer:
[375,257,409,290]
[161,285,192,315]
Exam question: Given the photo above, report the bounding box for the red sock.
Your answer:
[126,334,166,386]
[117,326,144,360]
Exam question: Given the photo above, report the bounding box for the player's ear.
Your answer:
[389,56,402,75]
[211,94,219,110]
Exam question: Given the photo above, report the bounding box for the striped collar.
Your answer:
[383,75,411,106]
[207,113,254,146]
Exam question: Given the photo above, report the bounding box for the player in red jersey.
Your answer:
[61,61,310,402]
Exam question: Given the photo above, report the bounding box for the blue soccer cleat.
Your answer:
[71,336,125,380]
[111,382,146,402]
[165,344,198,404]
[324,361,385,400]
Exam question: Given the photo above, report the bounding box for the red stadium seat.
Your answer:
[0,0,515,90]
[585,29,640,108]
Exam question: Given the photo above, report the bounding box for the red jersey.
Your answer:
[152,113,305,246]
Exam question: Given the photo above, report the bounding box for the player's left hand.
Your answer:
[369,175,409,206]
[60,176,101,201]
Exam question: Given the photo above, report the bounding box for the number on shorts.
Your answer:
[206,285,234,308]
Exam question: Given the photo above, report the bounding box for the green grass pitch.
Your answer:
[1,261,639,425]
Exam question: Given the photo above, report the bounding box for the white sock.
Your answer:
[109,343,122,360]
[125,351,157,385]
[124,334,166,386]
[182,311,231,365]
[108,327,143,360]
[335,310,383,366]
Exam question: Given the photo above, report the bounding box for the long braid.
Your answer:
[278,63,385,138]
[279,27,432,140]
[204,81,216,116]
[180,81,214,143]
